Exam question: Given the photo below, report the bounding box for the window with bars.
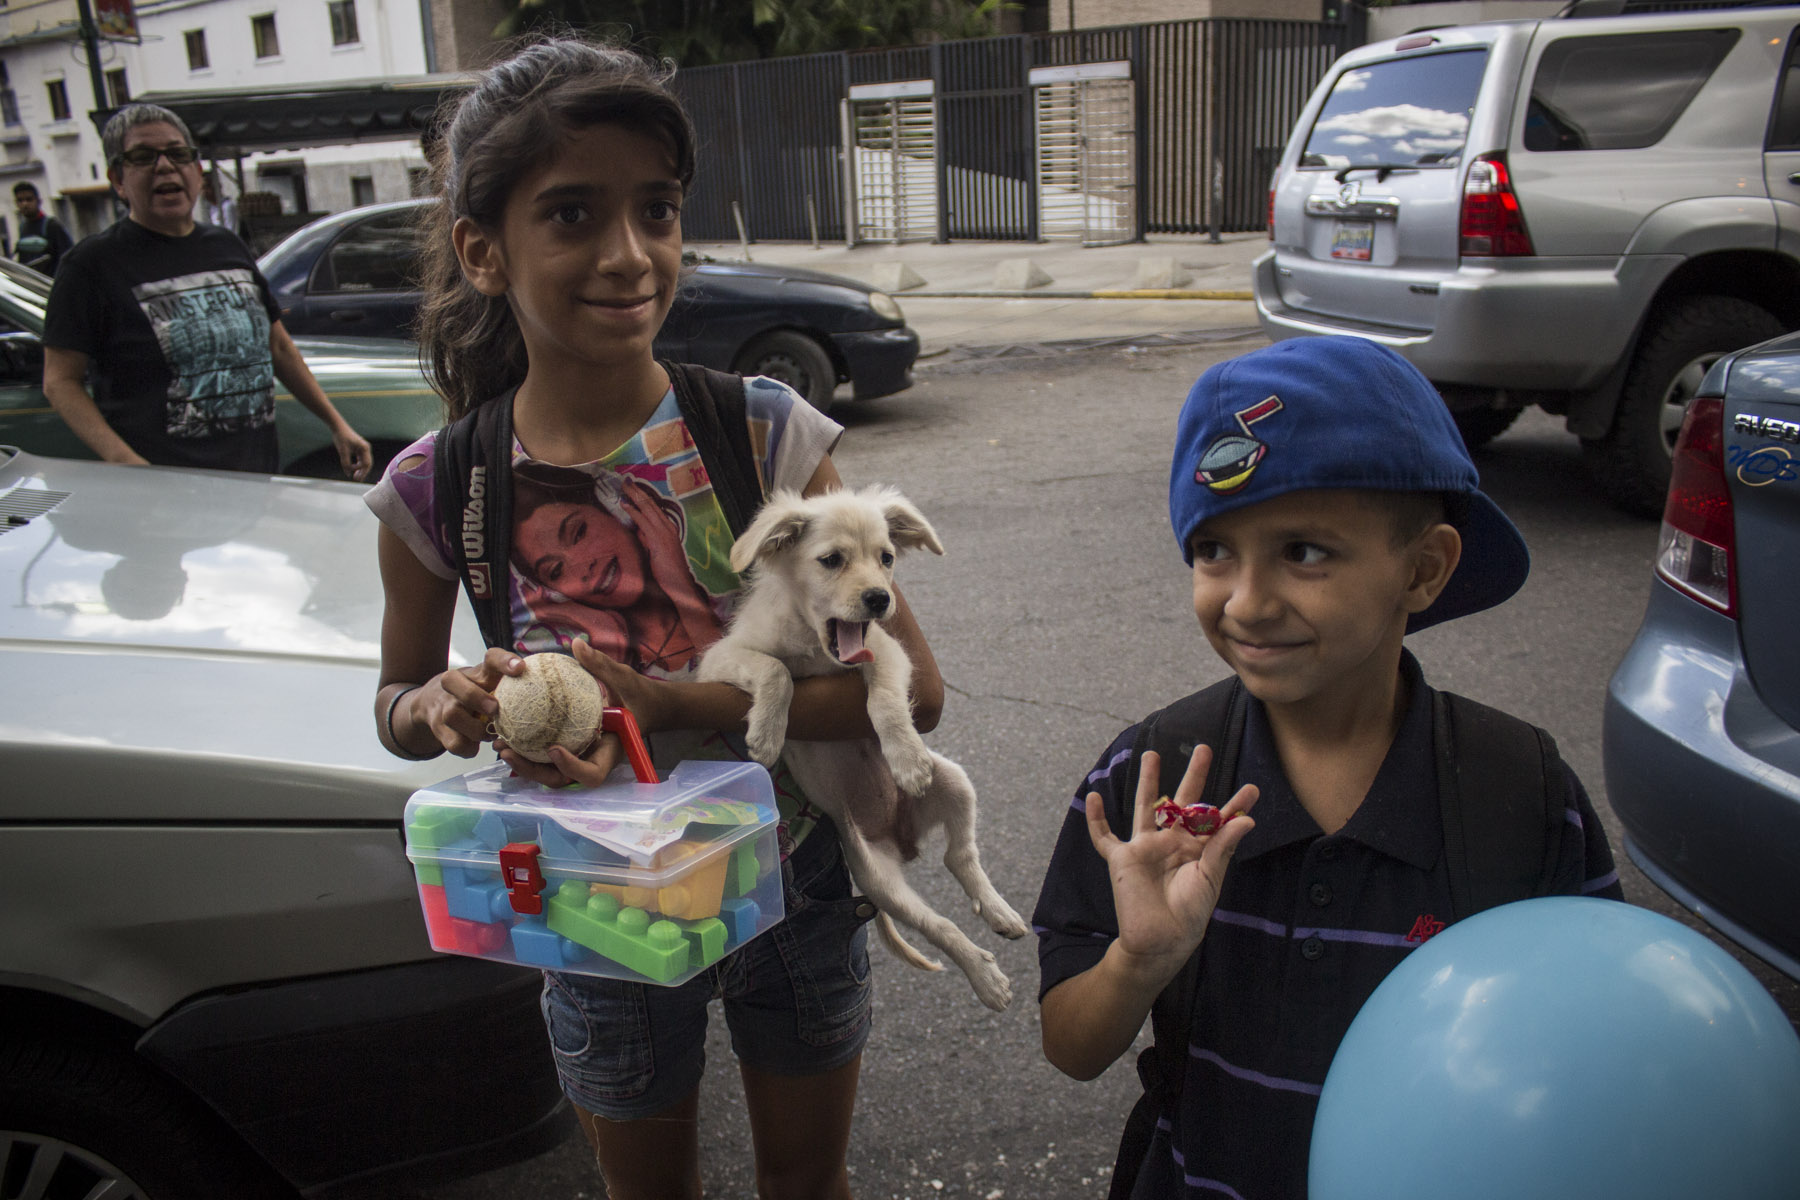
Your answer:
[328,0,359,46]
[252,13,280,58]
[186,29,209,71]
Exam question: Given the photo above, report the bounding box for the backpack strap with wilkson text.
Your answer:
[1105,680,1564,1200]
[433,363,764,652]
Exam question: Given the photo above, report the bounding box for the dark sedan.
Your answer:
[258,199,919,413]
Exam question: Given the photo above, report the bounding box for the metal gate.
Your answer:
[1030,61,1136,245]
[844,80,939,244]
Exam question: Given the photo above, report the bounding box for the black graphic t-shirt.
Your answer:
[44,219,282,472]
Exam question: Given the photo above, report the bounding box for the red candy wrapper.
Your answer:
[1154,797,1230,837]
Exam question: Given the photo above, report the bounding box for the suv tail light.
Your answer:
[1268,186,1276,241]
[1460,154,1534,257]
[1655,395,1736,616]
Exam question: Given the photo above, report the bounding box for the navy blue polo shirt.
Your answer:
[1034,652,1623,1199]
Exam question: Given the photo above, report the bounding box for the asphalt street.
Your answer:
[369,327,1799,1200]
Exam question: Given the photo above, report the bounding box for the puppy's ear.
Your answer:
[875,488,944,556]
[730,492,811,573]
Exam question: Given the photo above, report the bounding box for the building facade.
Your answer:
[0,0,441,244]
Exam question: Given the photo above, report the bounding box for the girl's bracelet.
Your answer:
[383,684,436,761]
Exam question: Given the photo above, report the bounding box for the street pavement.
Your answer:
[684,232,1269,356]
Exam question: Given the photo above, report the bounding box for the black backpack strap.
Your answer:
[1109,677,1247,1200]
[663,360,762,538]
[432,391,515,651]
[1433,690,1565,919]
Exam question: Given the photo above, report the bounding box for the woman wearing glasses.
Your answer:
[40,104,372,478]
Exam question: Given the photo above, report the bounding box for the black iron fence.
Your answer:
[669,16,1352,243]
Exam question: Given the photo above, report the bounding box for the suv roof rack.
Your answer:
[1559,0,1800,18]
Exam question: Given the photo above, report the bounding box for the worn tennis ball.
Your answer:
[493,652,605,763]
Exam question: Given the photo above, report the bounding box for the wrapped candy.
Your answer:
[1153,797,1233,837]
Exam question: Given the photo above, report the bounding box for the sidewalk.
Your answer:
[684,232,1269,356]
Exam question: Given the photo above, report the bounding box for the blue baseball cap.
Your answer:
[1168,336,1529,633]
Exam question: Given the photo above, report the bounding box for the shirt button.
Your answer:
[1301,936,1325,961]
[1309,882,1332,907]
[1319,843,1340,862]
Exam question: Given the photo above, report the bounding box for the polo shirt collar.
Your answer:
[1229,650,1440,871]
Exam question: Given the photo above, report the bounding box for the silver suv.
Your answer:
[1254,5,1800,514]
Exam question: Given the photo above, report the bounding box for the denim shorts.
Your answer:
[538,822,875,1120]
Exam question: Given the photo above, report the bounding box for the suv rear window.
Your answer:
[1525,29,1738,152]
[1300,49,1488,170]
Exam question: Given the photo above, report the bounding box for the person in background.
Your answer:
[201,175,242,239]
[40,104,370,477]
[13,181,73,276]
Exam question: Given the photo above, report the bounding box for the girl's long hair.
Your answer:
[416,36,697,421]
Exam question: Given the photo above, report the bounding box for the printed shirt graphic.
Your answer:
[367,375,843,845]
[133,268,276,437]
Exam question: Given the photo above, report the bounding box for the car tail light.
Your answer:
[1655,395,1736,616]
[1268,187,1276,241]
[1460,155,1533,257]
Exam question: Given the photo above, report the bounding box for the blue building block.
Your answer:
[536,819,628,866]
[442,864,511,924]
[719,897,761,945]
[473,808,536,851]
[509,916,593,968]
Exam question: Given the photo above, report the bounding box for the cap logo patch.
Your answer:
[1195,394,1284,494]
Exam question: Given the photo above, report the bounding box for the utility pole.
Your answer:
[73,0,109,119]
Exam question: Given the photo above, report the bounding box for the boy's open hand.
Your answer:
[1085,745,1258,978]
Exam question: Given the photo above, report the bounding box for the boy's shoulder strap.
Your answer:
[1108,676,1246,1200]
[432,392,515,651]
[1432,689,1566,918]
[662,360,761,538]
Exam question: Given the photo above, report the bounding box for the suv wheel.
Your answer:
[735,331,837,413]
[0,1031,296,1200]
[1588,296,1784,516]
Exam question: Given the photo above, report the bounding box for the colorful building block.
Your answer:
[442,865,511,924]
[509,916,595,968]
[546,884,690,982]
[536,819,629,866]
[418,884,507,956]
[682,916,728,967]
[406,804,480,851]
[727,838,762,899]
[719,897,762,945]
[590,845,729,920]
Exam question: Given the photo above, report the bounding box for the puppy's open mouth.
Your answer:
[827,619,875,665]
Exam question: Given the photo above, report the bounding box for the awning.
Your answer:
[117,74,477,155]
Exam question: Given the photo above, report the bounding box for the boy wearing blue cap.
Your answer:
[1033,337,1624,1199]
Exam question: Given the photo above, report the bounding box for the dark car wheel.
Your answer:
[1586,296,1784,517]
[735,331,838,412]
[0,1031,296,1200]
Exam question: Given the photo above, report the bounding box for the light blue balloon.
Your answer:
[1310,897,1800,1200]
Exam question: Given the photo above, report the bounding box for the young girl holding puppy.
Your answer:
[365,37,945,1199]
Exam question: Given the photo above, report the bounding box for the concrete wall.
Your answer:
[1367,1,1564,42]
[1050,0,1319,31]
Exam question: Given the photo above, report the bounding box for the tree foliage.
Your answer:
[498,0,1009,66]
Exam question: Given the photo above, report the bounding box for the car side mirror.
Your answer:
[0,331,44,383]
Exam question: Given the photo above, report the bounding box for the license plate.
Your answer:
[1330,220,1374,261]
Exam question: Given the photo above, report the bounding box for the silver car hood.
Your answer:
[0,449,488,822]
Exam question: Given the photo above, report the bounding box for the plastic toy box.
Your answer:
[403,711,783,986]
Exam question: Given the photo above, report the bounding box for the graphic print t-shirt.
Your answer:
[365,375,843,845]
[43,219,281,471]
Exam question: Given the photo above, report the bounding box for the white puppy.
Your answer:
[698,485,1029,1011]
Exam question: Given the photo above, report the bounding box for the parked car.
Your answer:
[1604,330,1800,982]
[0,446,571,1197]
[1255,5,1800,515]
[0,256,442,480]
[257,198,920,412]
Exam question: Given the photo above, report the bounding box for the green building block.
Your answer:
[407,804,480,851]
[728,839,761,898]
[414,861,444,886]
[682,916,728,968]
[547,884,690,982]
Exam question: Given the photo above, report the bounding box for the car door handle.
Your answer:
[328,310,367,323]
[1789,172,1800,184]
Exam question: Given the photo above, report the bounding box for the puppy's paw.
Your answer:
[964,952,1012,1012]
[975,896,1030,941]
[887,743,935,796]
[744,711,789,769]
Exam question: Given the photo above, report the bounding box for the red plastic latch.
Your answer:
[602,707,659,784]
[498,842,547,915]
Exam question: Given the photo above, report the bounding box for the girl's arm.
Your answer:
[374,523,525,759]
